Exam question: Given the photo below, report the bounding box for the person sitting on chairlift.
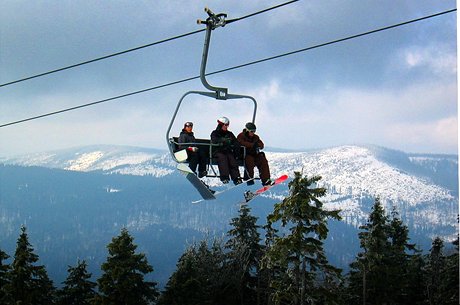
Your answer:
[210,117,243,185]
[178,121,208,178]
[237,122,272,186]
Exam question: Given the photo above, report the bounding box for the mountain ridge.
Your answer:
[0,144,458,286]
[2,144,456,198]
[1,144,457,235]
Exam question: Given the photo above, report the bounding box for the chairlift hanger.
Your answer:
[166,7,258,169]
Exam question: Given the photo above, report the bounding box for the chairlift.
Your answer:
[166,8,258,179]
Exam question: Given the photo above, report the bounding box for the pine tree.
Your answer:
[427,237,444,304]
[96,228,158,305]
[33,267,57,305]
[264,172,342,305]
[421,235,459,305]
[259,219,284,305]
[386,208,419,304]
[159,238,227,305]
[424,237,453,305]
[0,249,10,305]
[7,226,56,305]
[225,203,263,305]
[347,198,391,305]
[404,251,426,305]
[442,236,459,305]
[158,246,201,305]
[57,260,97,305]
[346,199,422,305]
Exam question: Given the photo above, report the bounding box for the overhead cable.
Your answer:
[0,75,200,128]
[0,29,205,88]
[227,0,299,23]
[0,0,299,88]
[0,8,455,128]
[210,8,457,76]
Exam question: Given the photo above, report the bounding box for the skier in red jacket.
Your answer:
[237,122,272,186]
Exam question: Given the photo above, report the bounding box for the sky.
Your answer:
[0,0,457,156]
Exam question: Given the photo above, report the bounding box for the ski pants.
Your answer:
[215,152,240,181]
[187,149,207,175]
[244,152,271,184]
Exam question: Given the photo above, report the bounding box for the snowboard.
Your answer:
[242,174,288,203]
[177,163,216,200]
[191,177,255,204]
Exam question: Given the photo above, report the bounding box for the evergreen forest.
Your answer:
[0,172,458,305]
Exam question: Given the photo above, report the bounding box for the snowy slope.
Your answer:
[265,146,458,234]
[2,144,457,237]
[267,146,454,205]
[2,144,456,204]
[1,145,175,177]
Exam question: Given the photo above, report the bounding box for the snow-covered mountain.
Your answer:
[269,146,458,233]
[2,144,458,240]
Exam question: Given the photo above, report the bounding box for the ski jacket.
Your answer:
[237,130,264,156]
[210,126,239,154]
[178,129,196,150]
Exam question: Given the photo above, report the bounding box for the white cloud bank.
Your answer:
[251,77,457,154]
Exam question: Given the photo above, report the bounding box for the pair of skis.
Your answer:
[177,163,287,203]
[242,174,288,203]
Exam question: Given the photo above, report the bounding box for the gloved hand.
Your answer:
[223,138,232,146]
[187,147,198,152]
[253,141,259,149]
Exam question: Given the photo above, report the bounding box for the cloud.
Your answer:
[399,43,457,75]
[246,77,457,154]
[386,116,458,153]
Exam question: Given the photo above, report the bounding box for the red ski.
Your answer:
[243,174,288,203]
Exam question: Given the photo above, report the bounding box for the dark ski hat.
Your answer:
[184,122,193,128]
[245,122,256,132]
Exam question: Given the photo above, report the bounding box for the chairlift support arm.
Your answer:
[197,7,230,99]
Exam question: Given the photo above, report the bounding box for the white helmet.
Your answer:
[217,116,230,125]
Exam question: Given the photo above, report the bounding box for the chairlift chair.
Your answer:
[166,8,258,179]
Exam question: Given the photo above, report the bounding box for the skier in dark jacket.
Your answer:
[178,122,207,178]
[237,122,272,186]
[210,117,242,185]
